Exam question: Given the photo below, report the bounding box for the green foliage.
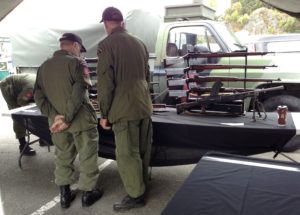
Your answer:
[277,13,300,33]
[224,2,249,31]
[231,0,264,15]
[224,0,300,33]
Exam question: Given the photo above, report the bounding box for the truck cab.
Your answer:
[151,12,300,112]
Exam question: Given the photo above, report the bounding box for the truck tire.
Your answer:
[263,95,300,112]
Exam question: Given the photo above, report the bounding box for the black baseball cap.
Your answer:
[59,33,87,52]
[100,7,123,23]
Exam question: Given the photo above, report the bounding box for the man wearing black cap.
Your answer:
[34,32,103,208]
[97,7,153,212]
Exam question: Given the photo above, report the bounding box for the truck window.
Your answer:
[167,26,222,56]
[214,22,244,51]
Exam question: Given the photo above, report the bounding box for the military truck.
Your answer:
[143,4,300,112]
[9,3,300,112]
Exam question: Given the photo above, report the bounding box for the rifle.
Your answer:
[185,64,277,72]
[189,86,253,95]
[164,51,274,67]
[182,51,274,59]
[176,85,285,120]
[186,75,281,84]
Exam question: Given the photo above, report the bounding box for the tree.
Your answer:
[223,2,249,32]
[223,0,300,34]
[232,0,264,14]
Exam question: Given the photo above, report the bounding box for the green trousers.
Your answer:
[112,117,153,198]
[0,82,26,139]
[51,127,99,191]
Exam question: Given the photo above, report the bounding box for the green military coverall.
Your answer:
[97,27,153,198]
[0,73,35,139]
[34,50,99,191]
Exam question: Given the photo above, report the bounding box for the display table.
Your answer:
[161,152,300,215]
[5,105,298,166]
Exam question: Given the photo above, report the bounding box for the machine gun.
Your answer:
[176,83,285,121]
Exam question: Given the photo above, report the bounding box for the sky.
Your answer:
[215,0,231,15]
[0,0,231,29]
[1,0,190,26]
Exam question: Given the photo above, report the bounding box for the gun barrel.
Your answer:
[165,51,275,66]
[221,85,285,100]
[189,87,253,94]
[190,64,276,70]
[184,52,273,59]
[189,76,281,84]
[256,85,285,92]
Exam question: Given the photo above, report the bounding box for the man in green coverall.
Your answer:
[97,7,153,212]
[0,73,37,156]
[34,33,103,208]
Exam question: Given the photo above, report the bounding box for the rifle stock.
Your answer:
[186,76,281,84]
[189,87,253,94]
[164,51,274,67]
[183,51,273,59]
[176,85,285,114]
[188,64,277,70]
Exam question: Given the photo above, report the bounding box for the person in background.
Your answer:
[0,73,37,156]
[34,33,103,208]
[97,7,153,212]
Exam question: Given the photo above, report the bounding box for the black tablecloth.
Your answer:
[161,152,300,215]
[11,106,296,166]
[152,109,295,153]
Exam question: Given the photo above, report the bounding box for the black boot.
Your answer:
[113,194,146,212]
[60,185,76,209]
[19,137,36,156]
[82,188,104,207]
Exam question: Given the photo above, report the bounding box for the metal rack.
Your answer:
[164,51,278,115]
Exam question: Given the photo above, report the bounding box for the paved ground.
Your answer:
[0,93,300,215]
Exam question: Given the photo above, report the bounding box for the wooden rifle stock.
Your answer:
[186,76,281,84]
[176,85,285,114]
[189,87,253,94]
[188,64,277,71]
[164,51,274,67]
[182,51,273,59]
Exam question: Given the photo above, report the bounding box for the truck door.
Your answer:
[167,25,230,75]
[165,25,229,103]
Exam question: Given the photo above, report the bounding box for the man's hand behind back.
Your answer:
[50,115,69,133]
[100,118,111,130]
